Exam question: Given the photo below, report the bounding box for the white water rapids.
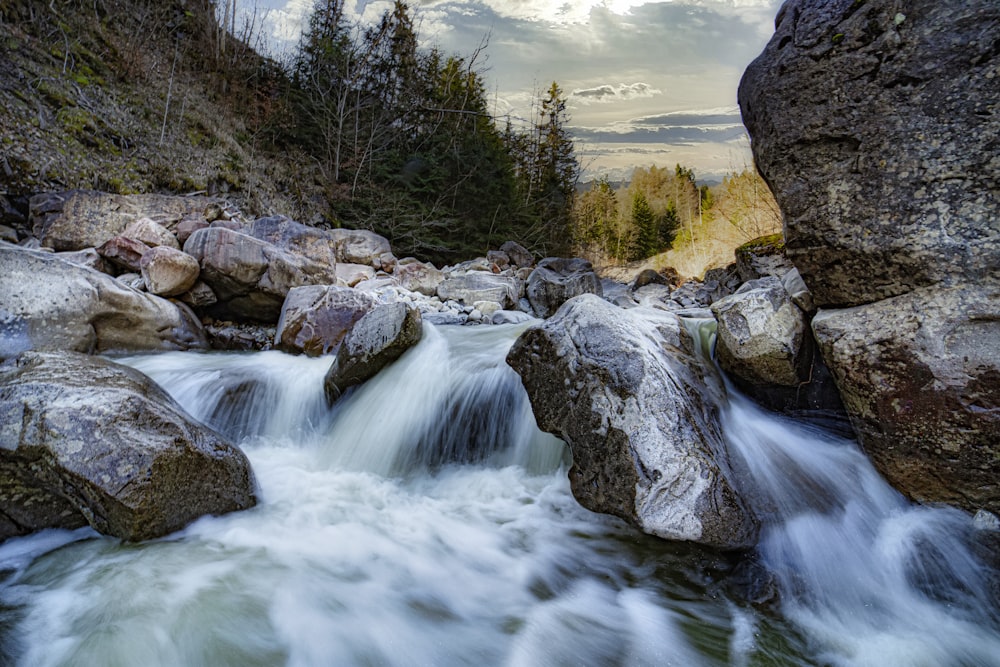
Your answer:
[0,321,997,666]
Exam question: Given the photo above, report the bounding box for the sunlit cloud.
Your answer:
[570,82,662,105]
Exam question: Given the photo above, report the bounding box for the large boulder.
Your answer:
[183,227,339,322]
[437,272,522,308]
[812,287,1000,514]
[739,0,1000,515]
[711,277,810,387]
[507,294,758,548]
[324,302,423,402]
[245,215,338,268]
[31,191,224,252]
[0,246,207,360]
[739,0,1000,307]
[526,257,603,318]
[0,352,257,542]
[274,285,375,356]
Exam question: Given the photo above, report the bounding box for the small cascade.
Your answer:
[674,316,1000,666]
[126,323,567,477]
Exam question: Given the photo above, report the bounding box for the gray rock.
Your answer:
[116,272,146,291]
[711,276,810,387]
[328,227,392,266]
[812,286,1000,515]
[506,294,758,548]
[781,267,815,314]
[734,235,793,283]
[437,272,522,308]
[0,225,17,243]
[396,258,444,296]
[183,227,339,322]
[0,351,256,542]
[526,257,603,319]
[205,320,275,351]
[123,217,180,250]
[31,190,225,252]
[179,281,218,308]
[54,247,115,275]
[739,0,1000,307]
[336,263,375,287]
[245,215,338,268]
[0,246,207,360]
[324,303,423,402]
[499,240,534,268]
[140,246,201,297]
[275,285,375,356]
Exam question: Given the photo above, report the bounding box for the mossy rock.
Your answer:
[736,232,785,258]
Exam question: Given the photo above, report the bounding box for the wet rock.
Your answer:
[526,257,603,318]
[274,285,375,356]
[812,286,1000,515]
[507,294,758,548]
[204,320,275,351]
[324,302,423,402]
[711,277,810,388]
[0,351,256,542]
[0,246,207,360]
[179,281,218,309]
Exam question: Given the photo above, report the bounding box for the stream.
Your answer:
[0,321,997,666]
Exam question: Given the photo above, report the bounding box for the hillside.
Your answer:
[0,0,329,227]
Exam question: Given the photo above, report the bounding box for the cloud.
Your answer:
[570,82,662,105]
[571,105,747,144]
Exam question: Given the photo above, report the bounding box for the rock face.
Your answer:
[711,277,810,387]
[0,246,207,360]
[526,257,603,318]
[812,287,1000,514]
[739,0,1000,514]
[31,190,223,252]
[183,227,339,322]
[0,352,256,542]
[739,0,1000,307]
[329,228,392,266]
[324,303,423,402]
[507,294,758,548]
[274,285,375,356]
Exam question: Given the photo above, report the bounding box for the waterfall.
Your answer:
[0,321,996,666]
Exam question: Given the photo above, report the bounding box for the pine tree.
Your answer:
[531,81,579,256]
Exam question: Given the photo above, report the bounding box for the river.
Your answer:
[0,321,996,666]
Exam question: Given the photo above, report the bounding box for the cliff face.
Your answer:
[0,0,327,225]
[739,0,1000,514]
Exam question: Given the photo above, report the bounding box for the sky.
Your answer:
[234,0,783,182]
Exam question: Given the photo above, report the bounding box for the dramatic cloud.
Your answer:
[240,0,782,179]
[571,82,662,105]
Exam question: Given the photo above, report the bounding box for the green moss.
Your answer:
[736,232,785,258]
[57,106,94,135]
[832,33,845,44]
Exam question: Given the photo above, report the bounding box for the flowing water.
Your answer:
[0,321,997,666]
